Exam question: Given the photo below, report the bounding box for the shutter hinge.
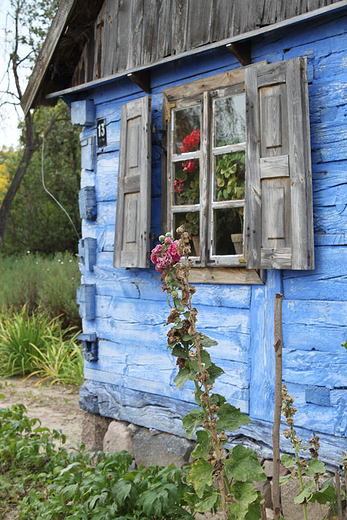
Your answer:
[165,102,176,123]
[239,245,247,264]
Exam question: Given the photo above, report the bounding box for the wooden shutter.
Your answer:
[113,96,151,268]
[245,57,314,270]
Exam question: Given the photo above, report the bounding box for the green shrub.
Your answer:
[0,404,195,520]
[0,252,81,329]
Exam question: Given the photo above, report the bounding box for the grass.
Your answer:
[0,306,83,387]
[0,252,81,329]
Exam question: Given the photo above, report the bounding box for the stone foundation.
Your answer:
[81,412,341,520]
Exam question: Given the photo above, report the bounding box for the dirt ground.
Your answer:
[0,376,84,446]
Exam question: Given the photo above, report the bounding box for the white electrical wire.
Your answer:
[41,124,81,240]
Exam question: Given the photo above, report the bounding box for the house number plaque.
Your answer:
[97,118,107,147]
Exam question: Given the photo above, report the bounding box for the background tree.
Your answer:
[0,0,81,254]
[1,101,81,255]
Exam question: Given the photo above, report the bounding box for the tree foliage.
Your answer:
[0,0,81,254]
[1,101,81,255]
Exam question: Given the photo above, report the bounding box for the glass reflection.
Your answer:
[173,160,200,205]
[214,208,243,256]
[174,106,201,155]
[214,94,246,147]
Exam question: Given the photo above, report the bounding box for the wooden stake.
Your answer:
[260,499,267,520]
[273,293,283,520]
[335,471,343,520]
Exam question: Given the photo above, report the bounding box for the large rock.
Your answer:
[81,411,112,452]
[281,476,329,520]
[132,428,195,468]
[103,420,137,455]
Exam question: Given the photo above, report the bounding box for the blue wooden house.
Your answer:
[22,0,347,465]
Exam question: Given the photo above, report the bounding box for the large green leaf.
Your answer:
[305,459,325,476]
[281,453,296,468]
[199,335,218,348]
[309,478,336,504]
[294,480,314,504]
[195,492,220,512]
[187,459,213,498]
[228,481,259,520]
[206,363,224,385]
[191,430,212,460]
[216,403,250,433]
[225,445,266,483]
[171,344,187,358]
[191,350,212,372]
[182,409,205,438]
[174,368,195,390]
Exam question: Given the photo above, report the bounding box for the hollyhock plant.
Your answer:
[151,229,265,520]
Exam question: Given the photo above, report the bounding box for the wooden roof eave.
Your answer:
[21,0,78,116]
[22,0,347,114]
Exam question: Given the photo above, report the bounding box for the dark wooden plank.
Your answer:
[129,0,144,69]
[171,0,189,55]
[142,0,160,65]
[187,0,214,49]
[212,0,236,41]
[113,0,132,72]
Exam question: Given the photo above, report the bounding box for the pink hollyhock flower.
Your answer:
[151,239,183,271]
[168,241,182,263]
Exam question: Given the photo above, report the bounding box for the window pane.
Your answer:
[173,106,201,155]
[174,212,200,256]
[213,208,243,256]
[173,160,200,205]
[214,151,245,202]
[214,94,246,147]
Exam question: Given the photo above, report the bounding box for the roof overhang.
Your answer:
[22,0,347,115]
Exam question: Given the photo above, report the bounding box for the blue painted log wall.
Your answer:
[75,10,347,465]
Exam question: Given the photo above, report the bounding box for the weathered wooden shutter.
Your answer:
[245,57,314,270]
[113,96,151,268]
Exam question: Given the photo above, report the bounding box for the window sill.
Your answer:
[189,267,264,285]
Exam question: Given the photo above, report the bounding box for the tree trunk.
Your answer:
[0,113,35,249]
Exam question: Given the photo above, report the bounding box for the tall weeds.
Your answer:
[0,252,81,329]
[0,306,83,386]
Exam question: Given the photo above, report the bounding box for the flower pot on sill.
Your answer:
[231,233,243,255]
[192,235,200,256]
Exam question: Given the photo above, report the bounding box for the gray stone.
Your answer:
[81,411,112,452]
[264,459,290,478]
[132,428,195,468]
[103,420,135,455]
[255,479,273,509]
[281,476,329,520]
[266,508,274,520]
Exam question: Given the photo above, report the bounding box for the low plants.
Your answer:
[151,229,266,520]
[0,403,195,520]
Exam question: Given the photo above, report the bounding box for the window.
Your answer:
[165,81,247,268]
[114,58,314,280]
[162,58,314,279]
